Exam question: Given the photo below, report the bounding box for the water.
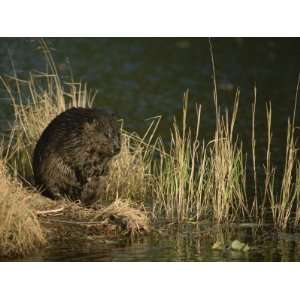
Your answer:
[1,37,300,261]
[10,224,300,262]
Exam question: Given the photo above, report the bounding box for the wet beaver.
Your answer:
[33,107,121,205]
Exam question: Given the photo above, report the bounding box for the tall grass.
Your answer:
[264,77,300,231]
[152,91,205,222]
[210,92,248,223]
[152,90,247,223]
[105,123,158,205]
[275,120,299,230]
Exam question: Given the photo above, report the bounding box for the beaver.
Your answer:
[33,107,121,205]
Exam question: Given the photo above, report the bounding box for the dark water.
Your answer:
[1,37,300,261]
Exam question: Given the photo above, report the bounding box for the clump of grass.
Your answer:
[268,119,298,230]
[37,198,151,238]
[152,90,247,224]
[208,93,248,223]
[152,91,206,222]
[264,78,300,231]
[0,158,46,257]
[105,123,158,205]
[94,198,151,236]
[208,41,248,223]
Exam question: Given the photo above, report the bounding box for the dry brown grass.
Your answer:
[105,125,157,205]
[36,198,151,239]
[93,199,151,236]
[209,90,248,223]
[0,159,46,257]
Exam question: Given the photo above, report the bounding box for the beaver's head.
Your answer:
[82,108,121,157]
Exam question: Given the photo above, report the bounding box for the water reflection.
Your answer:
[7,224,299,262]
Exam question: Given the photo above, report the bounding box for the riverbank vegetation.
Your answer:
[1,43,300,257]
[0,158,46,257]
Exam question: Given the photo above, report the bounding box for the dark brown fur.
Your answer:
[33,107,121,205]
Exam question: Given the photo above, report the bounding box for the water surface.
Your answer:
[11,223,300,262]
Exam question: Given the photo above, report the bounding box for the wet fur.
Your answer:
[33,107,121,205]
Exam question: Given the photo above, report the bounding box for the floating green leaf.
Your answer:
[212,240,250,252]
[231,240,250,252]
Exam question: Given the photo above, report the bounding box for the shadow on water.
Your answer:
[1,38,300,261]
